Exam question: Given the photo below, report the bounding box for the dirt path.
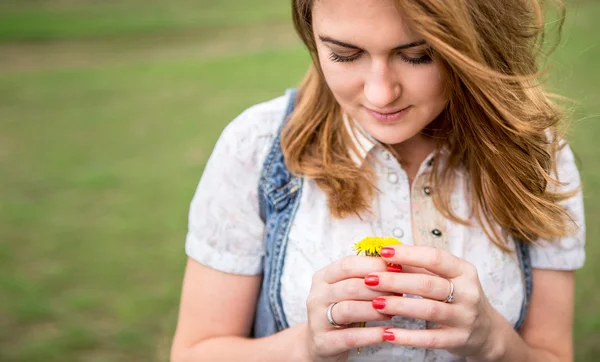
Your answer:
[0,22,300,73]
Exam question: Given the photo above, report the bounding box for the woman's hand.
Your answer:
[363,244,504,360]
[303,255,401,362]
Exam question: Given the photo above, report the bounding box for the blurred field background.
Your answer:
[0,1,598,361]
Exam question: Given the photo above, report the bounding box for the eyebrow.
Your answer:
[318,35,426,51]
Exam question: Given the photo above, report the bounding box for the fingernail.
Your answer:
[383,330,395,341]
[380,247,395,258]
[364,275,379,286]
[372,297,386,309]
[386,264,402,273]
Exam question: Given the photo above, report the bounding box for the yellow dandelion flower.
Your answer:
[353,236,402,257]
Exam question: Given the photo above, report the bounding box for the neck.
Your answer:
[391,112,445,181]
[391,133,437,182]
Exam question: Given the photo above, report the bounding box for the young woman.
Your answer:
[171,0,585,361]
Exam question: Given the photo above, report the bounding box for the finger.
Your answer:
[322,255,388,284]
[382,327,466,350]
[330,301,393,326]
[379,245,463,278]
[329,278,389,303]
[400,265,436,276]
[365,272,451,301]
[370,296,455,324]
[316,326,387,355]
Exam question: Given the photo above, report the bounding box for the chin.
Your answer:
[359,121,418,146]
[370,132,412,146]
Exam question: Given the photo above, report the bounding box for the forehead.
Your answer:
[312,0,420,46]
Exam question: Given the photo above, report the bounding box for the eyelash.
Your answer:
[328,51,432,65]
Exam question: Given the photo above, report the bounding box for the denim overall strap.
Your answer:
[253,88,301,337]
[514,239,533,331]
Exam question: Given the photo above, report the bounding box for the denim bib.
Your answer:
[253,88,532,337]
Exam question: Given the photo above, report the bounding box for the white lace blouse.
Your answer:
[185,93,586,362]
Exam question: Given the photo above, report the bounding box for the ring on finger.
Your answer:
[326,302,347,328]
[442,278,455,303]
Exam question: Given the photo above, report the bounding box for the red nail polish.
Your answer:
[386,264,403,273]
[372,297,386,309]
[364,275,379,286]
[393,293,404,297]
[380,247,395,258]
[383,330,395,341]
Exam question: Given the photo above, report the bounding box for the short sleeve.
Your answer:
[185,97,286,275]
[530,143,586,270]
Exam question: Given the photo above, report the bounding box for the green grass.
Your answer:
[0,48,310,362]
[0,0,291,41]
[0,1,599,361]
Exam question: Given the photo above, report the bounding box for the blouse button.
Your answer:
[387,173,399,184]
[423,186,431,196]
[393,228,404,238]
[431,229,442,237]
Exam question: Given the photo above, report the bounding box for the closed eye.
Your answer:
[328,51,362,63]
[398,52,433,65]
[328,50,433,65]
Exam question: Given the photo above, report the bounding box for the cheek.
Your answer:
[318,56,363,101]
[404,66,446,103]
[319,61,345,89]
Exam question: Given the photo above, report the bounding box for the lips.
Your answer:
[367,106,409,116]
[365,105,411,123]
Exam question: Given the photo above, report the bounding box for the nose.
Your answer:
[363,59,401,109]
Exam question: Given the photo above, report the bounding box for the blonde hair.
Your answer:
[283,0,577,247]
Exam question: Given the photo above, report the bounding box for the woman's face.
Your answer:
[312,0,447,146]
